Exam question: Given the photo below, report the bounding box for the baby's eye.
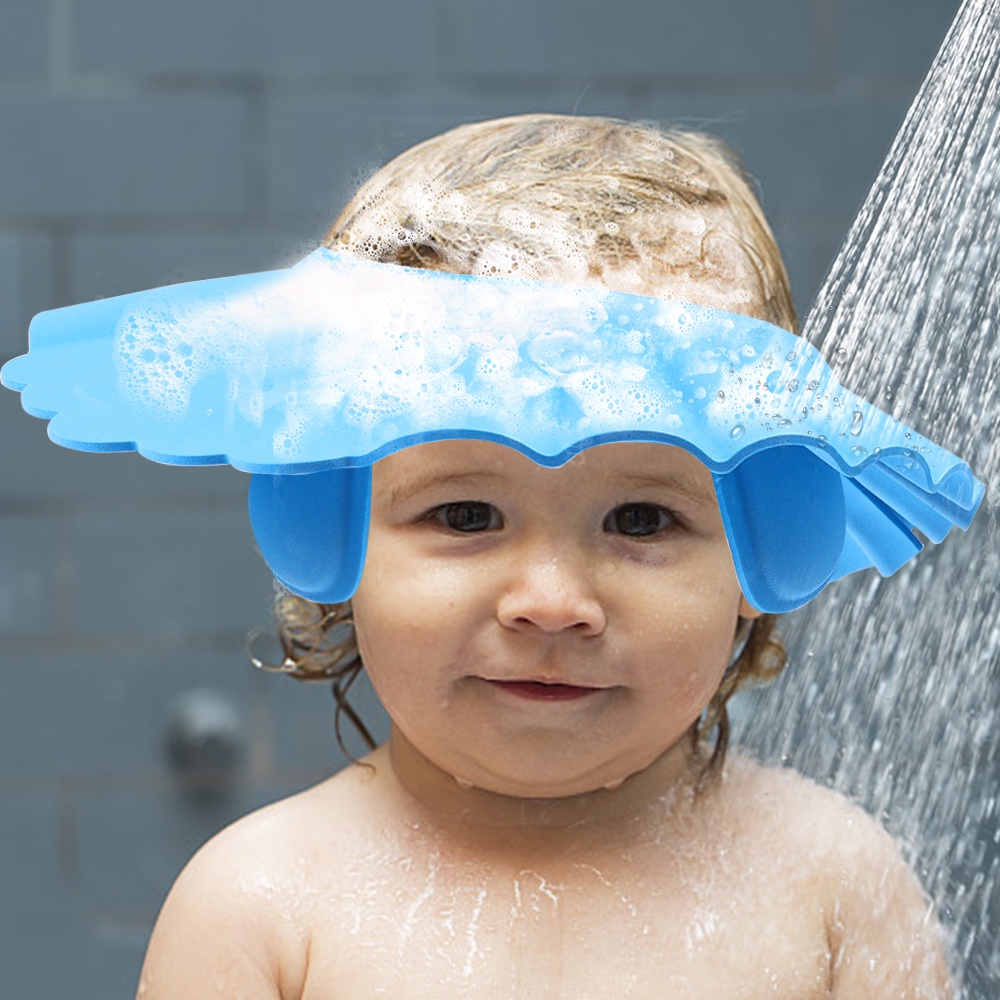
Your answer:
[604,503,676,537]
[429,501,503,533]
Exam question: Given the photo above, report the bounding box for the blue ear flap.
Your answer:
[248,466,372,603]
[714,446,848,613]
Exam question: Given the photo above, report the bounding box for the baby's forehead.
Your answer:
[375,439,718,504]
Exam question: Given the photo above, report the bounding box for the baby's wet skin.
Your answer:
[298,754,840,1000]
[351,437,760,804]
[269,437,948,997]
[156,744,945,1000]
[135,435,954,1000]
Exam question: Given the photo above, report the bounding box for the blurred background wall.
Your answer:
[0,0,962,994]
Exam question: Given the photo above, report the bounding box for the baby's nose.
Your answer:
[495,552,607,636]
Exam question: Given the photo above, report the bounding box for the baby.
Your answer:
[136,116,953,998]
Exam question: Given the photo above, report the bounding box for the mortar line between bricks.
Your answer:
[0,632,258,659]
[246,83,270,215]
[813,0,839,80]
[50,221,73,308]
[47,0,72,93]
[56,777,79,888]
[436,0,460,84]
[53,514,76,635]
[0,768,339,798]
[0,493,249,517]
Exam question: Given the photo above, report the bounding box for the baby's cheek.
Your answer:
[646,613,731,701]
[672,654,727,709]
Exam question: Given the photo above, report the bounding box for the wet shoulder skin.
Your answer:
[135,751,954,1000]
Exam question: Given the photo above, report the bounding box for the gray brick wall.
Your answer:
[0,0,969,995]
[0,1,47,75]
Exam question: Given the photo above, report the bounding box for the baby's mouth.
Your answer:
[486,679,606,702]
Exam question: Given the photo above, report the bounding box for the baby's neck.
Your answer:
[380,729,710,854]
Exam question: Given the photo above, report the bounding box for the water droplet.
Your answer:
[817,436,828,447]
[851,410,864,435]
[730,424,745,439]
[807,380,819,391]
[788,378,799,392]
[777,418,793,429]
[835,347,848,365]
[785,350,797,362]
[884,385,894,399]
[716,390,725,402]
[851,445,868,459]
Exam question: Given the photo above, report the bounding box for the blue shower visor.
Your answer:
[0,247,984,613]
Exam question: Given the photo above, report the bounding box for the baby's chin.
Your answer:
[444,742,695,806]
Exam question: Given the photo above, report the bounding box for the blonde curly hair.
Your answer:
[262,114,792,773]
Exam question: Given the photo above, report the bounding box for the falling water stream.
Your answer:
[738,0,1000,993]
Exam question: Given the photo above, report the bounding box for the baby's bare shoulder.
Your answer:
[136,759,385,1000]
[716,756,953,997]
[719,755,891,854]
[204,756,383,858]
[716,756,918,891]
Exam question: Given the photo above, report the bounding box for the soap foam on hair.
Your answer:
[112,253,706,461]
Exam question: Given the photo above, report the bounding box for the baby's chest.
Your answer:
[298,861,833,1000]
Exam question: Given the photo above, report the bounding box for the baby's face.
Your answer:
[352,439,759,799]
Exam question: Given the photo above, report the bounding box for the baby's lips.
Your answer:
[485,679,609,702]
[490,677,598,687]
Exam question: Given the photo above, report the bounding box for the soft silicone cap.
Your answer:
[1,248,985,613]
[248,466,371,603]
